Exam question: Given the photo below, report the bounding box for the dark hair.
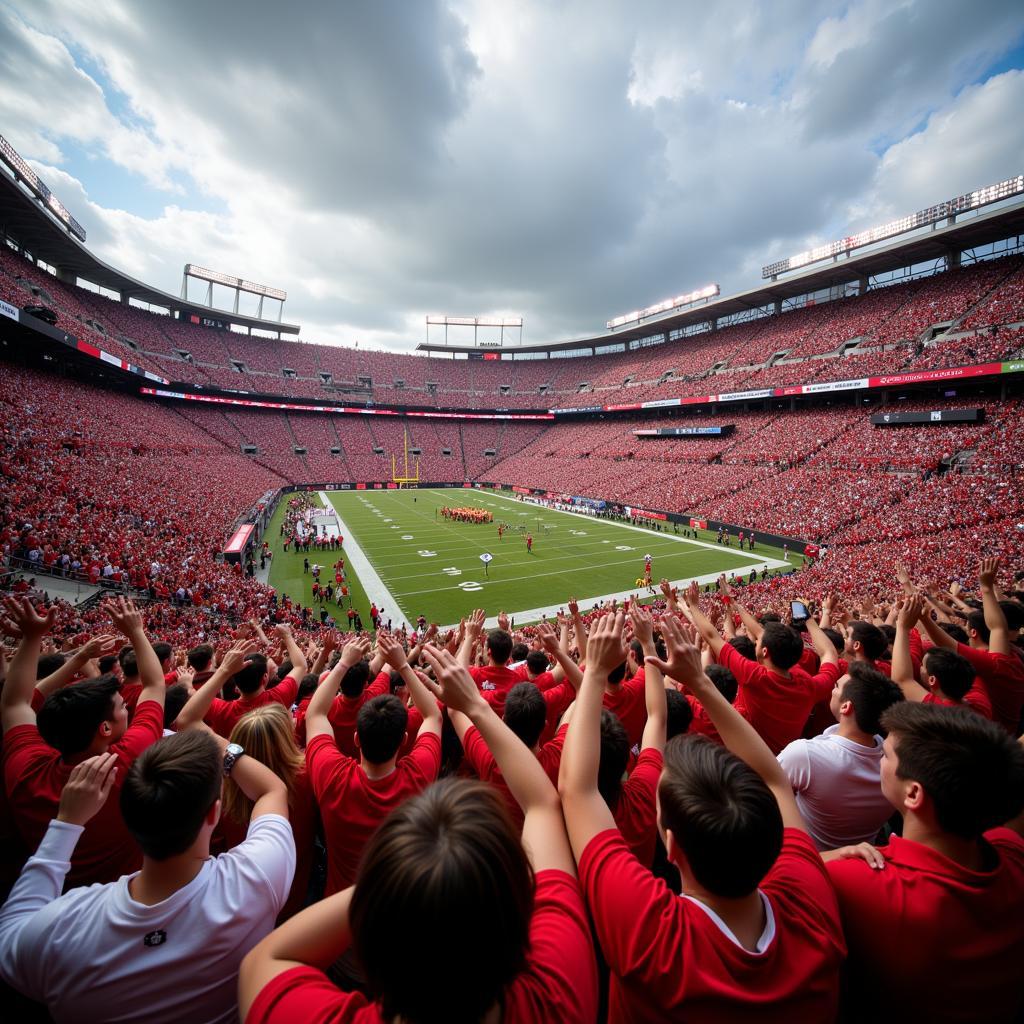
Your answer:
[486,629,513,665]
[356,694,409,764]
[882,702,1024,838]
[922,648,977,702]
[598,709,630,809]
[98,654,119,675]
[705,664,738,704]
[296,673,319,703]
[351,779,534,1024]
[340,659,371,699]
[999,600,1024,632]
[966,611,990,645]
[503,683,547,749]
[878,624,896,649]
[665,689,694,740]
[510,642,529,662]
[659,735,783,898]
[187,644,214,671]
[759,623,804,670]
[37,676,121,756]
[525,650,549,676]
[840,663,903,734]
[152,642,173,665]
[728,635,757,662]
[37,653,66,679]
[607,660,628,685]
[163,682,191,729]
[232,653,268,695]
[939,621,970,644]
[849,620,888,661]
[120,731,222,859]
[118,646,138,678]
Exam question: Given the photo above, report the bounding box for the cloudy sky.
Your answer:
[2,0,1023,351]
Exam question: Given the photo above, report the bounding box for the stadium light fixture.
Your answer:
[426,315,523,327]
[762,174,1024,279]
[0,134,87,242]
[184,264,287,301]
[607,283,720,330]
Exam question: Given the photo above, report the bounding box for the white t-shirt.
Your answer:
[0,814,295,1024]
[777,725,891,851]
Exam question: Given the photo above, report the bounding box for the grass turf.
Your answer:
[263,487,793,627]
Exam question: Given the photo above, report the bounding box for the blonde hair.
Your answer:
[221,704,304,825]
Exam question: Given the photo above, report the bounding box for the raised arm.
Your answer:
[648,615,805,832]
[0,597,57,732]
[174,639,259,730]
[458,608,484,667]
[631,605,666,755]
[681,581,726,657]
[559,611,626,858]
[305,638,370,742]
[34,634,120,700]
[568,597,587,663]
[106,598,165,708]
[720,575,762,641]
[806,616,839,667]
[537,622,582,689]
[273,624,308,680]
[378,632,441,737]
[891,594,927,702]
[979,556,1011,656]
[421,643,575,875]
[916,596,957,651]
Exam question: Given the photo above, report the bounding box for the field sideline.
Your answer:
[263,487,793,629]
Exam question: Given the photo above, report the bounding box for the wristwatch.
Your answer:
[223,743,244,776]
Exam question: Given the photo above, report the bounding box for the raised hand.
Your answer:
[78,633,121,661]
[341,636,372,668]
[377,632,409,671]
[629,603,655,647]
[645,615,704,689]
[420,643,487,715]
[585,611,627,676]
[104,596,144,637]
[2,595,57,640]
[219,638,259,677]
[567,597,580,617]
[717,573,732,596]
[536,621,560,653]
[683,580,700,608]
[978,556,1000,590]
[497,611,510,632]
[56,752,119,827]
[898,592,924,629]
[466,608,486,639]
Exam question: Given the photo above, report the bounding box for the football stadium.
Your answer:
[1,4,1024,1022]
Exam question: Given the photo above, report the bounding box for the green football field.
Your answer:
[267,487,795,629]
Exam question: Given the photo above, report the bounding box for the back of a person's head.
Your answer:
[759,623,803,670]
[223,705,303,824]
[356,694,409,764]
[939,620,970,644]
[98,653,119,676]
[848,620,887,661]
[598,709,629,808]
[37,676,121,757]
[923,648,976,701]
[840,663,904,734]
[705,664,739,704]
[486,629,513,665]
[998,599,1024,632]
[351,778,533,1024]
[659,734,783,898]
[187,643,214,672]
[152,642,173,666]
[120,731,222,860]
[966,610,991,645]
[665,689,694,740]
[503,682,546,749]
[525,650,548,677]
[118,646,138,678]
[232,653,268,695]
[510,642,529,662]
[728,635,757,662]
[881,702,1024,839]
[163,683,191,729]
[339,659,371,699]
[822,627,844,653]
[296,672,319,703]
[37,652,66,679]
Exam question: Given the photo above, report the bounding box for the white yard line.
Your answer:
[319,491,411,631]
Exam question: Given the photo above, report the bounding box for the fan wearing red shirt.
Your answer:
[239,641,597,1024]
[915,557,1024,733]
[891,594,993,717]
[293,660,389,753]
[305,633,442,896]
[826,702,1024,1022]
[198,625,308,739]
[560,612,845,1023]
[684,581,841,754]
[459,611,521,707]
[1,595,167,889]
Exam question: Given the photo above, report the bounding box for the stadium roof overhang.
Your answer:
[418,198,1024,356]
[0,169,300,336]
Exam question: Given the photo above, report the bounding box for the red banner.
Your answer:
[690,518,708,529]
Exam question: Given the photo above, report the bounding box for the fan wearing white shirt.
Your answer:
[0,642,295,1024]
[777,662,904,853]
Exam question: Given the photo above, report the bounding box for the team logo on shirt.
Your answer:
[143,930,167,947]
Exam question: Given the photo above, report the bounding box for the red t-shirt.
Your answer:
[719,644,839,754]
[579,827,844,1022]
[955,643,1024,734]
[827,828,1024,1022]
[603,668,648,747]
[245,870,598,1024]
[461,724,568,832]
[470,663,522,694]
[923,679,993,719]
[294,672,389,752]
[685,694,725,745]
[512,664,559,692]
[305,731,441,895]
[205,677,300,738]
[613,748,662,869]
[2,700,164,889]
